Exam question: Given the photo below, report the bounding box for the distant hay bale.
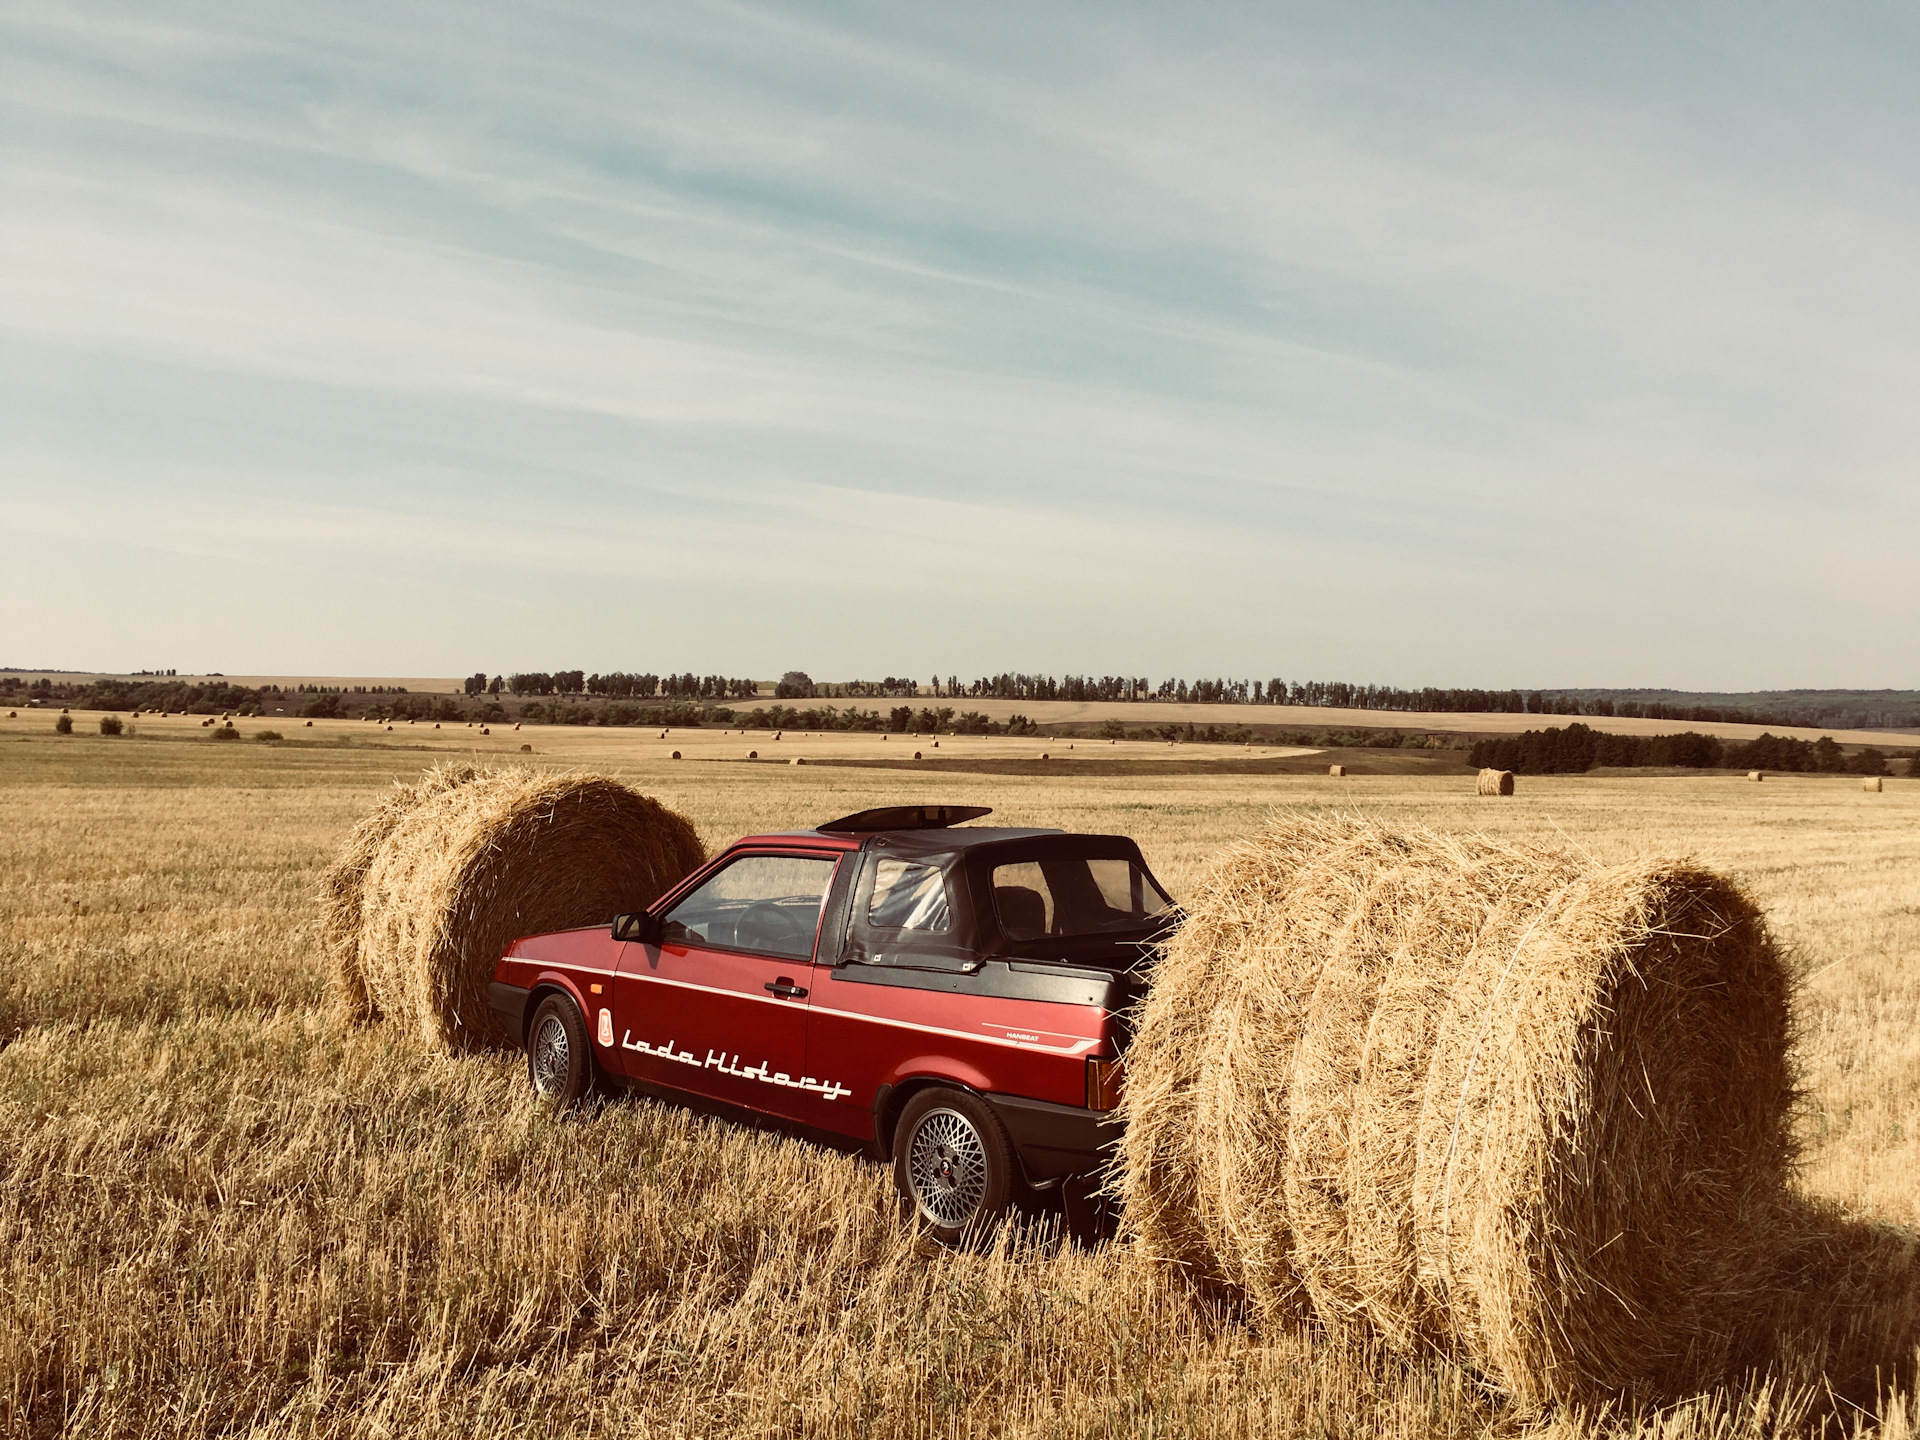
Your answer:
[1476,768,1514,796]
[1748,770,1764,782]
[1117,814,1795,1410]
[1329,764,1346,777]
[331,767,704,1051]
[1863,776,1883,792]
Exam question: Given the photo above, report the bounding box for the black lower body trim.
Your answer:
[984,1092,1121,1181]
[488,981,531,1043]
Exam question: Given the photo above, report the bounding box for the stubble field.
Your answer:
[2,723,1916,1438]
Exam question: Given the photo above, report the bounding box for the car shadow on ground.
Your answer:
[599,1075,1120,1250]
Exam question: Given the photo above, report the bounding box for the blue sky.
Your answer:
[4,3,1916,687]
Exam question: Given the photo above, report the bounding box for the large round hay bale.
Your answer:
[1476,768,1515,796]
[334,767,704,1051]
[1117,815,1795,1409]
[1863,775,1883,792]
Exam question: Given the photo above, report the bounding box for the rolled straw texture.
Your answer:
[323,763,485,1021]
[343,768,704,1051]
[1118,814,1796,1410]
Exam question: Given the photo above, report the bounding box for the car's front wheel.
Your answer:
[892,1088,1015,1244]
[526,994,595,1106]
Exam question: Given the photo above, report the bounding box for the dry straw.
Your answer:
[325,765,705,1050]
[1476,769,1515,797]
[1328,764,1346,777]
[1863,776,1883,792]
[1117,814,1796,1411]
[323,763,485,1023]
[1748,770,1765,782]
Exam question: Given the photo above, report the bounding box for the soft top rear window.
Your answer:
[990,856,1175,940]
[868,858,951,932]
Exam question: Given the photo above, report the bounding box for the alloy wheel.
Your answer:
[532,1013,571,1097]
[906,1107,989,1228]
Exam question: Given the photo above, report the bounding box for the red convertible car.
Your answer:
[488,804,1178,1239]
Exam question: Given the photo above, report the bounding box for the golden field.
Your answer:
[2,719,1916,1438]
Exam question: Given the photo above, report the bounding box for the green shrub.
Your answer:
[211,724,240,741]
[253,730,283,743]
[98,716,123,736]
[54,714,72,735]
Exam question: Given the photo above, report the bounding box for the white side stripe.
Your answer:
[608,973,1109,1057]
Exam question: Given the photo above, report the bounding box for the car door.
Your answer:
[611,849,840,1123]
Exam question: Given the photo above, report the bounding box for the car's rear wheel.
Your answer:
[893,1088,1015,1244]
[527,994,595,1106]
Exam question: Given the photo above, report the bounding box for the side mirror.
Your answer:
[612,911,662,945]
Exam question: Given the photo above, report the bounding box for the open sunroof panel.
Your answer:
[816,805,993,833]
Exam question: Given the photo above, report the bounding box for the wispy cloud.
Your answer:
[3,2,1915,683]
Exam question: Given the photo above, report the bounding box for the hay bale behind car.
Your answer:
[337,767,704,1050]
[1117,814,1796,1410]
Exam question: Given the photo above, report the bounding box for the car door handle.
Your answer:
[764,979,808,999]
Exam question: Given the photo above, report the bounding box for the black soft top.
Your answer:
[859,826,1066,858]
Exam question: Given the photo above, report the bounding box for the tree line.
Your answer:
[735,704,1039,736]
[941,673,1897,729]
[455,667,1916,732]
[474,672,757,700]
[1469,724,1898,776]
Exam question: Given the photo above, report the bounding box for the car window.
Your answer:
[868,859,951,931]
[991,857,1175,940]
[661,854,837,960]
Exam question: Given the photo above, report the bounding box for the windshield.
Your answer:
[990,856,1176,940]
[660,853,837,960]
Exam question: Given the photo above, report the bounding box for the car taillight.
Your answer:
[1085,1056,1124,1112]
